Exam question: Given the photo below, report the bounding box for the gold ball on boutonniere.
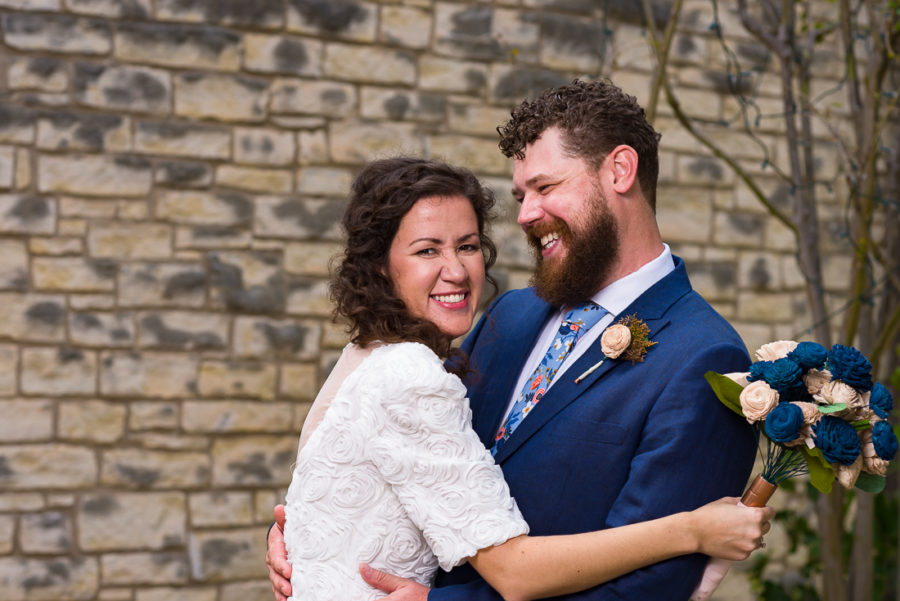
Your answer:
[602,314,657,363]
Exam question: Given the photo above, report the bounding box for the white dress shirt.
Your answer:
[498,244,676,425]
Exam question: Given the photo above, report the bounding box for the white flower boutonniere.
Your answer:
[575,314,657,384]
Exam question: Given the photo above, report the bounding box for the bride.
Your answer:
[270,157,772,601]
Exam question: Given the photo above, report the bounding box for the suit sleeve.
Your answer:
[430,341,756,601]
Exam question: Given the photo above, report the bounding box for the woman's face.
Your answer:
[387,194,485,339]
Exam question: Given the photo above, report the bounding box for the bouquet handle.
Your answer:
[690,475,776,601]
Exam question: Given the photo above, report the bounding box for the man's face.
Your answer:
[512,127,620,307]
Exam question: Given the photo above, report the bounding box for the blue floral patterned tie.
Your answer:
[491,302,608,455]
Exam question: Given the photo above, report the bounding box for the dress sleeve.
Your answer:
[357,343,529,572]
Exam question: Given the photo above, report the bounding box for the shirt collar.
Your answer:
[589,244,675,317]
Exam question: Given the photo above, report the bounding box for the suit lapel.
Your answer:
[492,257,694,464]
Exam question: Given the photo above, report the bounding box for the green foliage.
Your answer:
[704,371,744,417]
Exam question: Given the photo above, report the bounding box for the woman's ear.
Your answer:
[608,145,639,194]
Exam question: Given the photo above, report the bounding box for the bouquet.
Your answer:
[691,340,897,601]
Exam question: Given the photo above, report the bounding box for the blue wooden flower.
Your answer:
[813,415,862,465]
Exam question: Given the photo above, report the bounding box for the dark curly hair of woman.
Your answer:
[497,79,661,210]
[330,157,498,362]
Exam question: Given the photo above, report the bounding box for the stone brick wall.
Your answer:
[0,1,854,600]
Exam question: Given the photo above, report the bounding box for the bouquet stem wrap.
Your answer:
[690,475,777,601]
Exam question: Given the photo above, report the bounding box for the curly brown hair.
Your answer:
[497,79,661,210]
[330,157,498,360]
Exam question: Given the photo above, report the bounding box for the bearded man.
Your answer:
[267,79,756,601]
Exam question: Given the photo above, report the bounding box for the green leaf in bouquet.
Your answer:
[817,403,847,414]
[855,471,886,494]
[799,446,835,494]
[851,419,871,431]
[704,371,744,417]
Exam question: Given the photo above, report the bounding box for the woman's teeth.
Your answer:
[433,293,465,303]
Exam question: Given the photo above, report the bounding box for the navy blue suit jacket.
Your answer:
[430,257,756,601]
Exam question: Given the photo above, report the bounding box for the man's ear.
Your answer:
[607,145,639,194]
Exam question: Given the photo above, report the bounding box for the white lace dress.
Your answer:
[283,342,529,601]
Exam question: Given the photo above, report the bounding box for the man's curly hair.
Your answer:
[497,79,661,210]
[330,157,497,361]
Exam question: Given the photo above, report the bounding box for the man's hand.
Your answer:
[359,563,430,601]
[266,505,292,601]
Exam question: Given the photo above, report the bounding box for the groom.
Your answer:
[266,79,756,600]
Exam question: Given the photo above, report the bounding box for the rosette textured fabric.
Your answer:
[283,342,528,601]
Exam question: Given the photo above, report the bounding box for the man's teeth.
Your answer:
[540,232,560,249]
[433,293,465,303]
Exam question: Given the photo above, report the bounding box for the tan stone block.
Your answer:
[781,255,806,290]
[284,241,342,276]
[0,444,97,489]
[5,13,111,54]
[330,121,423,164]
[713,211,765,247]
[234,127,297,165]
[608,23,656,71]
[9,56,69,92]
[59,400,126,443]
[129,401,179,431]
[137,587,217,601]
[39,154,152,196]
[538,14,603,71]
[0,238,27,291]
[46,493,76,508]
[101,449,210,488]
[0,557,99,601]
[20,511,73,553]
[175,72,268,122]
[381,5,432,47]
[321,320,350,349]
[279,362,318,401]
[447,102,512,135]
[75,62,172,114]
[216,165,294,193]
[0,106,35,144]
[88,221,173,259]
[80,491,186,551]
[677,155,735,186]
[287,1,376,41]
[60,197,116,219]
[324,42,415,84]
[115,22,240,70]
[118,262,207,308]
[211,435,296,487]
[130,432,208,451]
[29,237,83,255]
[0,146,13,189]
[69,293,115,311]
[296,166,353,196]
[286,277,331,316]
[298,129,328,165]
[154,0,283,26]
[253,196,345,240]
[59,218,87,235]
[244,33,323,76]
[359,87,447,123]
[430,134,509,176]
[14,147,30,189]
[135,120,231,159]
[175,226,253,250]
[685,260,738,302]
[0,492,44,511]
[233,317,321,360]
[736,292,795,322]
[189,528,268,581]
[657,187,713,243]
[33,257,116,292]
[100,588,137,601]
[69,311,135,347]
[0,400,53,441]
[0,193,56,234]
[22,347,97,395]
[822,254,853,292]
[137,311,228,351]
[270,78,357,116]
[101,552,189,585]
[182,400,293,433]
[64,0,152,17]
[420,56,489,94]
[188,491,254,527]
[220,580,273,601]
[37,112,131,153]
[100,351,198,399]
[156,190,252,226]
[0,516,12,553]
[738,251,783,291]
[253,489,280,523]
[198,361,278,400]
